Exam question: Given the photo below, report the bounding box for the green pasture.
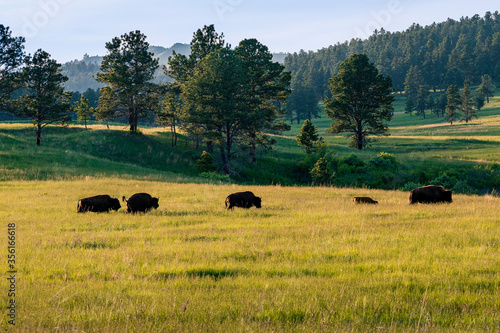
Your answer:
[1,179,499,331]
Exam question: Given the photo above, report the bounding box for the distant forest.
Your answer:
[285,11,500,100]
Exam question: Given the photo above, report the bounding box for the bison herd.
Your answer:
[77,185,452,213]
[77,193,159,213]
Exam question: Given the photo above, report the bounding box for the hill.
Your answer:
[62,43,288,92]
[285,11,500,99]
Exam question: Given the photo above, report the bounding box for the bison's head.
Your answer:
[444,190,453,203]
[254,196,262,208]
[110,198,121,211]
[151,197,159,209]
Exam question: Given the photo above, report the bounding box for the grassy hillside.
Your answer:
[1,90,499,192]
[1,179,498,331]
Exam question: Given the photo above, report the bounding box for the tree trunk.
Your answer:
[206,141,214,154]
[35,123,42,146]
[356,120,363,150]
[249,132,256,163]
[173,122,177,146]
[129,110,138,132]
[222,123,232,174]
[357,139,363,150]
[170,124,174,147]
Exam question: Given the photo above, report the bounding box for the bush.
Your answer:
[310,157,331,185]
[198,172,231,183]
[342,154,365,167]
[452,180,473,194]
[368,152,399,171]
[402,182,421,192]
[430,172,458,189]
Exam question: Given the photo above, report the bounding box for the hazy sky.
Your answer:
[1,0,498,62]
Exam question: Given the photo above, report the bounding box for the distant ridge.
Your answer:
[62,43,288,92]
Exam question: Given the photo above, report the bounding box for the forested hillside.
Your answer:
[61,44,191,91]
[62,44,287,92]
[285,11,500,99]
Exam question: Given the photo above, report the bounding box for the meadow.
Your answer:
[1,90,499,331]
[1,179,499,332]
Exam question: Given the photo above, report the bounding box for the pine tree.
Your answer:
[325,54,394,150]
[182,48,249,174]
[234,38,291,162]
[445,85,461,125]
[476,74,495,103]
[74,95,93,129]
[156,83,182,146]
[460,84,477,123]
[310,157,331,185]
[296,119,319,154]
[404,66,423,116]
[96,30,159,132]
[12,50,71,145]
[416,86,429,119]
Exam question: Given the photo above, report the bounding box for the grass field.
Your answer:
[1,179,499,332]
[1,88,499,331]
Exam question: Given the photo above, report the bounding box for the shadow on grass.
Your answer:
[156,267,244,281]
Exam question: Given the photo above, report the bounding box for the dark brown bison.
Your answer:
[352,196,378,204]
[123,193,159,213]
[77,195,121,213]
[409,185,452,204]
[225,191,262,210]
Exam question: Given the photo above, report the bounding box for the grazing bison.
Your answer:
[123,193,159,213]
[352,196,378,204]
[77,195,121,213]
[409,185,452,204]
[225,191,262,210]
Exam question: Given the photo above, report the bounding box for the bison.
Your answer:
[77,194,121,213]
[352,196,378,204]
[409,185,452,204]
[123,193,159,213]
[225,191,262,210]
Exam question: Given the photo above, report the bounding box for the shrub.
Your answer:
[196,151,216,173]
[430,172,458,189]
[342,153,365,167]
[198,172,231,183]
[310,157,331,185]
[402,182,421,192]
[368,152,399,171]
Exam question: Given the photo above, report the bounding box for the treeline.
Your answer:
[285,11,500,101]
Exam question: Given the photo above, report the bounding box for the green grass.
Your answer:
[0,89,499,331]
[0,124,202,183]
[1,179,499,331]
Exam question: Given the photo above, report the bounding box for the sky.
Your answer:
[1,0,498,63]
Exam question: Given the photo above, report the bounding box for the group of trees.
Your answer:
[285,12,500,108]
[1,24,291,173]
[404,67,496,120]
[165,25,291,173]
